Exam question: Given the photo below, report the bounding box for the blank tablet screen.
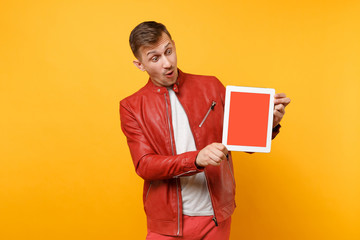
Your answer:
[227,92,270,147]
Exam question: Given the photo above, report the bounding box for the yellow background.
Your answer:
[1,0,359,239]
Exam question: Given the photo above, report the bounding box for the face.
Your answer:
[133,32,178,87]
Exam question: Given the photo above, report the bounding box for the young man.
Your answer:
[120,21,290,240]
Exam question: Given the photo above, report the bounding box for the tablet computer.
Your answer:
[222,86,275,153]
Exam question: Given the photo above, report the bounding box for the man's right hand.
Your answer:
[195,143,228,167]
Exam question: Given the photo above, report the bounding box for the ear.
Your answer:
[133,59,145,71]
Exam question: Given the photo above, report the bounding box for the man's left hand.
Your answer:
[273,93,291,127]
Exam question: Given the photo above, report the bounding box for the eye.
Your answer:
[151,56,159,62]
[165,48,172,55]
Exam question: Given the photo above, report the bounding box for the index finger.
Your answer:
[212,143,228,155]
[274,97,291,106]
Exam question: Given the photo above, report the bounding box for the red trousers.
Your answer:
[146,215,231,240]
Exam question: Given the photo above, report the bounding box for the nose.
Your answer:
[162,56,171,68]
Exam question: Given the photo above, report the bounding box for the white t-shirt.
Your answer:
[168,88,214,216]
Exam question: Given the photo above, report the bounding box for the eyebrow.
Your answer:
[146,42,171,56]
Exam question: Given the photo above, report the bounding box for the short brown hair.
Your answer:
[129,21,172,58]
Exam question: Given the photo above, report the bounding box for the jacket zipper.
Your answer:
[176,179,180,235]
[199,101,216,127]
[164,93,175,156]
[164,92,180,235]
[203,170,218,227]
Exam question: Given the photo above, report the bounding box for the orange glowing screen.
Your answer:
[227,92,270,147]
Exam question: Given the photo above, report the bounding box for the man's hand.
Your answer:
[273,93,291,127]
[196,143,228,167]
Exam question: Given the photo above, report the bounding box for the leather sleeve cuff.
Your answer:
[272,124,281,139]
[194,160,205,170]
[194,151,205,170]
[183,150,203,172]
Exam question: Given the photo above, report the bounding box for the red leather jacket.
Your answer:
[120,70,236,236]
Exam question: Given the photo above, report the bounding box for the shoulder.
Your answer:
[120,83,150,110]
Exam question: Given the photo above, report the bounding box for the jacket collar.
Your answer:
[146,68,184,94]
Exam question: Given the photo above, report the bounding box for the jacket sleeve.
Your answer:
[120,100,203,181]
[272,124,281,139]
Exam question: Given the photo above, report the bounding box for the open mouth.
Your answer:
[165,70,174,77]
